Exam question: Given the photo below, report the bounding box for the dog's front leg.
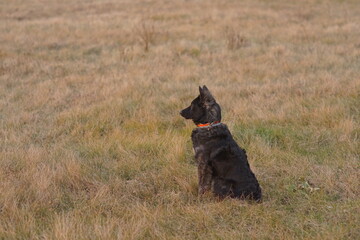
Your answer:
[197,154,212,195]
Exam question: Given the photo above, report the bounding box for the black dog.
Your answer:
[180,86,262,201]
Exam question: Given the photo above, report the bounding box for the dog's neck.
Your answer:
[191,122,230,146]
[196,121,221,128]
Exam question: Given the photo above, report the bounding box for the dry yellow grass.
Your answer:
[0,0,359,239]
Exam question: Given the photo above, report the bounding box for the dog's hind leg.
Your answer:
[212,177,232,198]
[232,182,262,202]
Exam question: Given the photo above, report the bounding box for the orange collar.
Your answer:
[197,121,220,128]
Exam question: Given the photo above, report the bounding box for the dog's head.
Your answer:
[180,85,221,125]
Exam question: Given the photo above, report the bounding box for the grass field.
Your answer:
[1,0,360,239]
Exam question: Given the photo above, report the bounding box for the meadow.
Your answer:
[0,0,359,239]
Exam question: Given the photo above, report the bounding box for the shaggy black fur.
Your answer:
[180,86,262,201]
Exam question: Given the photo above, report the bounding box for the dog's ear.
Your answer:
[200,85,215,104]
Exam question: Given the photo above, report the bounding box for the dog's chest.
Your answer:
[193,145,205,160]
[191,130,212,162]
